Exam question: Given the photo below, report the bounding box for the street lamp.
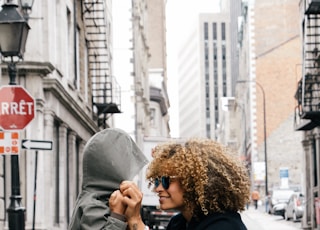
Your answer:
[235,102,247,157]
[19,0,35,20]
[0,1,32,229]
[0,3,30,58]
[235,102,251,172]
[237,80,268,198]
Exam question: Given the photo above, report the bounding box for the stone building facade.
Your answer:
[295,0,320,229]
[0,1,119,229]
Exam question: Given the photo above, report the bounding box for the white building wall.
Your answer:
[178,13,232,139]
[178,27,204,138]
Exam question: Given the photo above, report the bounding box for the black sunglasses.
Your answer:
[154,176,177,190]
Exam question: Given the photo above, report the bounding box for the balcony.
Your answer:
[296,10,320,130]
[295,74,320,130]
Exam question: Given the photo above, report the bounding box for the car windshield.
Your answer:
[273,190,294,199]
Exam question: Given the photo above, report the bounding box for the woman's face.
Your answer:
[155,178,185,211]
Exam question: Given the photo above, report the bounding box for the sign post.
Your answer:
[0,85,35,230]
[21,139,52,230]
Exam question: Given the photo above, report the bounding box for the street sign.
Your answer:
[21,139,52,151]
[0,85,35,130]
[0,131,19,155]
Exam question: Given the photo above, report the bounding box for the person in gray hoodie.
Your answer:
[68,128,148,230]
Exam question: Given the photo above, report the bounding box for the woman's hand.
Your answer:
[120,181,146,230]
[109,190,126,215]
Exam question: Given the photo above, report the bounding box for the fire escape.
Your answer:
[295,1,320,130]
[82,0,121,128]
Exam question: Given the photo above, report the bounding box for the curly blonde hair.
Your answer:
[146,138,250,217]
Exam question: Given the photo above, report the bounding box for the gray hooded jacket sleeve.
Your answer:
[68,128,148,230]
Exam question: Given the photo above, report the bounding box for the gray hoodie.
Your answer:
[68,128,148,230]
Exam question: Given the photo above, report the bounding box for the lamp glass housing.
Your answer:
[0,3,30,58]
[20,0,34,10]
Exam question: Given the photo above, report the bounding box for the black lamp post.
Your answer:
[237,80,268,198]
[0,1,33,229]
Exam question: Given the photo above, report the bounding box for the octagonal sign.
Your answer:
[0,86,35,130]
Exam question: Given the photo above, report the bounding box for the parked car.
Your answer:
[284,193,305,222]
[268,189,295,217]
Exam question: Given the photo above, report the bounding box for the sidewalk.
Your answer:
[241,208,301,230]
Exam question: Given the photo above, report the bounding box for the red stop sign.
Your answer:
[0,86,35,130]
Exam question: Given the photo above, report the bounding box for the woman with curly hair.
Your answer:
[146,138,250,229]
[117,138,250,230]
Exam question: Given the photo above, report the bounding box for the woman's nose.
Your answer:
[155,183,164,192]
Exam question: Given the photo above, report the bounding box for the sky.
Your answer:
[113,1,220,137]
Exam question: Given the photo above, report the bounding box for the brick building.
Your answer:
[236,0,304,199]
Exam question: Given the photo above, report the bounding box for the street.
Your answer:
[241,206,302,230]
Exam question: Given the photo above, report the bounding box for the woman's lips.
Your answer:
[159,196,170,203]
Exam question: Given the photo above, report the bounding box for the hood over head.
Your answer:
[82,128,148,193]
[68,128,148,230]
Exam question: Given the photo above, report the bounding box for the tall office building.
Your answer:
[228,0,242,93]
[178,13,232,139]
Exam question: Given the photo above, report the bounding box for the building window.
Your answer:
[54,121,60,224]
[150,108,156,127]
[212,22,217,40]
[75,139,80,195]
[204,28,210,133]
[206,124,211,138]
[221,22,226,40]
[212,21,218,125]
[75,25,80,89]
[67,7,72,80]
[204,22,208,40]
[221,23,227,96]
[313,138,318,186]
[66,130,70,224]
[84,43,89,102]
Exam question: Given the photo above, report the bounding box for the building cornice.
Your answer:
[43,77,99,133]
[1,61,55,76]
